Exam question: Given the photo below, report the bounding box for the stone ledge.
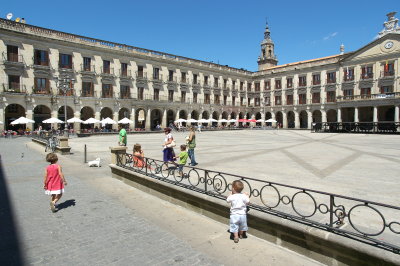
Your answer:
[31,138,71,155]
[109,164,398,266]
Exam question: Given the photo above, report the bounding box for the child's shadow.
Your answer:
[57,199,76,211]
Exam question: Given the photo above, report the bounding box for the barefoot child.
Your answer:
[174,144,188,177]
[227,180,249,243]
[44,153,67,212]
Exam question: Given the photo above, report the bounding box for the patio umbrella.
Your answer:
[10,117,35,125]
[256,119,265,122]
[248,119,257,123]
[208,118,218,122]
[186,118,198,123]
[265,118,278,123]
[67,117,83,123]
[174,118,187,123]
[0,121,3,124]
[101,117,117,125]
[218,119,228,123]
[238,119,248,123]
[83,118,101,124]
[42,117,64,124]
[228,119,237,123]
[197,119,209,123]
[118,117,134,124]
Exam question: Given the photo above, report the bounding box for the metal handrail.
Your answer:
[115,152,400,254]
[313,122,400,134]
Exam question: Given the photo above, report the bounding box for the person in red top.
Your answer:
[44,153,67,212]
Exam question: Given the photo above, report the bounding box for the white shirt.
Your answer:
[227,193,249,215]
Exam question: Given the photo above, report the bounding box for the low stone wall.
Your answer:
[109,164,398,266]
[32,137,71,154]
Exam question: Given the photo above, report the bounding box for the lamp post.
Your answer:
[55,71,75,137]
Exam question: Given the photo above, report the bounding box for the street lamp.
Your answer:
[55,71,75,137]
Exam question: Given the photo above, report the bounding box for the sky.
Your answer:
[1,0,396,72]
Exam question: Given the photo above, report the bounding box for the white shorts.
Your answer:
[229,214,248,233]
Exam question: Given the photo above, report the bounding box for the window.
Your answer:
[327,91,336,102]
[181,91,186,103]
[181,72,187,83]
[383,63,394,76]
[121,85,130,99]
[247,82,252,91]
[240,97,244,106]
[223,79,227,89]
[265,80,270,90]
[255,82,260,92]
[299,94,306,104]
[82,82,93,97]
[7,45,19,62]
[265,97,271,106]
[240,82,244,91]
[168,70,174,81]
[214,77,219,87]
[193,74,198,84]
[232,96,236,106]
[343,68,354,81]
[102,84,113,98]
[275,80,281,89]
[381,86,393,94]
[286,95,293,105]
[343,89,353,99]
[138,66,144,78]
[224,95,227,105]
[361,66,373,79]
[232,81,236,89]
[361,88,371,98]
[214,95,220,104]
[138,87,144,100]
[83,57,91,71]
[193,93,197,103]
[8,75,20,90]
[248,98,251,106]
[153,88,159,101]
[168,90,174,102]
[286,78,293,88]
[327,72,336,83]
[312,92,320,103]
[275,96,281,105]
[205,94,210,104]
[204,76,208,85]
[153,67,160,80]
[103,60,110,74]
[254,98,260,106]
[59,54,72,69]
[34,49,49,66]
[298,76,307,87]
[121,63,128,76]
[34,78,48,93]
[312,74,321,85]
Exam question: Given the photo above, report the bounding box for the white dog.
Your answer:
[88,158,101,167]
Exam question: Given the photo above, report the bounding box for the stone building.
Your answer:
[0,12,399,131]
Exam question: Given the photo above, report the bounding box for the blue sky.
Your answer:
[2,0,396,71]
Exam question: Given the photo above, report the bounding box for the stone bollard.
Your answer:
[110,146,128,165]
[58,137,69,148]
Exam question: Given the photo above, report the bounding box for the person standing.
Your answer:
[162,127,176,162]
[44,153,67,213]
[187,127,198,166]
[118,124,127,146]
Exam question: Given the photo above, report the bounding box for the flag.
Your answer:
[385,61,389,72]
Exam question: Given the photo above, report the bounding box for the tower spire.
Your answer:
[257,21,278,71]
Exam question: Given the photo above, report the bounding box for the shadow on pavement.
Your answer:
[0,156,24,265]
[57,199,76,211]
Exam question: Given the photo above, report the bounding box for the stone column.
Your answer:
[373,106,378,123]
[129,108,136,130]
[395,105,399,123]
[307,110,312,129]
[354,107,359,123]
[321,109,327,123]
[161,109,167,128]
[74,111,81,133]
[0,106,4,131]
[51,110,59,129]
[294,111,300,129]
[337,108,342,123]
[175,109,180,121]
[95,111,101,129]
[26,109,34,131]
[145,108,151,130]
[113,112,119,130]
[282,111,287,128]
[218,113,222,126]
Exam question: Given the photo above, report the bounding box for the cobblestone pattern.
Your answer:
[0,138,220,266]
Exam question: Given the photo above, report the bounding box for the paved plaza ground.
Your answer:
[0,136,324,265]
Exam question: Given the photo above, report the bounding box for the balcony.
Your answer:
[312,80,321,86]
[2,83,26,93]
[343,76,355,82]
[101,90,113,98]
[58,89,74,96]
[361,73,373,80]
[3,53,25,70]
[298,82,307,88]
[326,78,336,84]
[80,64,96,74]
[81,90,95,97]
[120,69,132,79]
[381,71,395,78]
[120,90,131,99]
[336,92,400,102]
[152,73,163,82]
[180,77,189,84]
[136,72,148,80]
[101,67,115,77]
[32,86,51,95]
[311,98,321,104]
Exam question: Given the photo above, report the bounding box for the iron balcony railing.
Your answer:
[115,153,400,254]
[120,69,131,77]
[32,86,51,95]
[336,92,400,102]
[58,89,74,96]
[381,71,395,77]
[361,73,374,79]
[81,64,96,73]
[3,52,24,63]
[2,83,26,93]
[136,72,147,79]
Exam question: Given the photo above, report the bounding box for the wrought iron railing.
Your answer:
[313,122,400,134]
[115,153,400,254]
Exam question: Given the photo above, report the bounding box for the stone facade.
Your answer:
[0,13,400,131]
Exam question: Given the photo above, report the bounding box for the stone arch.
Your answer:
[5,104,26,130]
[118,108,130,120]
[327,109,337,122]
[275,111,283,125]
[255,112,262,120]
[230,112,237,120]
[287,111,295,128]
[57,105,74,130]
[179,110,187,119]
[191,110,199,120]
[265,112,272,120]
[238,112,244,119]
[300,110,308,129]
[202,111,209,119]
[151,109,162,130]
[378,106,395,122]
[221,111,228,119]
[246,112,252,119]
[100,107,113,119]
[81,106,94,120]
[136,108,146,129]
[212,111,219,120]
[167,110,175,126]
[312,110,322,123]
[33,105,51,129]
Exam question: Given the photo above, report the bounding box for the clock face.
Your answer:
[384,41,394,49]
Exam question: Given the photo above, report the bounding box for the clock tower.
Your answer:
[257,23,278,71]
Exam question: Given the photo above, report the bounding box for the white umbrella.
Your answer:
[228,119,237,123]
[67,117,83,123]
[42,117,64,124]
[218,119,228,123]
[10,117,35,125]
[174,118,187,123]
[0,121,3,124]
[83,118,101,124]
[118,117,134,124]
[208,118,218,122]
[101,117,117,125]
[256,119,265,122]
[266,118,277,123]
[186,118,198,123]
[197,119,209,123]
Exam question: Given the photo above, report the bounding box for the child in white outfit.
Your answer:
[226,180,250,243]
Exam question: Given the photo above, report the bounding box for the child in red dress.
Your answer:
[44,153,67,212]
